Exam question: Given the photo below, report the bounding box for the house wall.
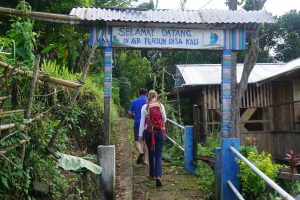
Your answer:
[271,81,294,131]
[293,80,300,129]
[190,80,300,160]
[271,131,300,159]
[270,80,300,159]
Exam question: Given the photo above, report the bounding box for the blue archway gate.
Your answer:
[70,7,274,200]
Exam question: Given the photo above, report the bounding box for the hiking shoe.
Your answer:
[136,153,144,164]
[156,178,162,187]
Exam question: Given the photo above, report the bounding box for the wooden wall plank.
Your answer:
[217,86,220,109]
[257,86,261,107]
[246,87,249,108]
[208,86,211,109]
[249,84,253,107]
[255,86,258,107]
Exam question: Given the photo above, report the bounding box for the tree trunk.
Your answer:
[232,0,267,138]
[228,0,237,10]
[228,0,238,137]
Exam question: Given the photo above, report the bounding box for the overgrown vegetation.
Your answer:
[0,9,120,199]
[239,143,300,199]
[239,149,282,199]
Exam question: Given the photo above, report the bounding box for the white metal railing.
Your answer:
[227,180,245,200]
[166,135,184,152]
[166,118,184,151]
[229,146,295,200]
[167,118,185,129]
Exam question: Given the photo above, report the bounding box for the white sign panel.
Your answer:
[112,27,224,49]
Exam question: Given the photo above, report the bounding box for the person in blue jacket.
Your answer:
[128,88,148,164]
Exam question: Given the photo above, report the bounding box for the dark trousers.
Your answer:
[144,130,164,178]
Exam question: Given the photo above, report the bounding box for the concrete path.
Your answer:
[115,118,204,200]
[115,118,134,200]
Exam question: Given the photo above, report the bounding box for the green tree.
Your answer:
[114,50,152,107]
[0,0,137,72]
[272,11,300,62]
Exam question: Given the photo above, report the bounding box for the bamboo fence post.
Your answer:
[21,56,41,168]
[25,55,40,119]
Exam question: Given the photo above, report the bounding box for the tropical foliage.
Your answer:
[238,150,282,199]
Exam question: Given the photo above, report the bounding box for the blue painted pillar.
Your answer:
[221,50,232,138]
[184,126,195,173]
[90,25,113,145]
[103,47,113,145]
[221,138,240,200]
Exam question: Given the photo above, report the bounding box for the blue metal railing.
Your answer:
[166,118,195,173]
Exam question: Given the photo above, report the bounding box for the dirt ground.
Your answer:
[115,118,204,200]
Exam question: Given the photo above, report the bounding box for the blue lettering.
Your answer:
[186,38,199,45]
[144,38,167,45]
[119,28,125,36]
[130,38,142,44]
[119,28,155,37]
[169,38,183,45]
[162,29,192,37]
[126,28,132,36]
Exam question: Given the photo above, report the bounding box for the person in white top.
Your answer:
[139,90,167,187]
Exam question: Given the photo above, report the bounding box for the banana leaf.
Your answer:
[57,152,102,174]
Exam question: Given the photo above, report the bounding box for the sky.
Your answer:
[134,0,300,16]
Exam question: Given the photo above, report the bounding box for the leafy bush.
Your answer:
[238,149,282,199]
[195,161,215,200]
[0,57,120,199]
[197,133,221,157]
[7,19,37,69]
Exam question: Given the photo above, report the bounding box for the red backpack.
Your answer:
[145,101,166,150]
[146,101,163,132]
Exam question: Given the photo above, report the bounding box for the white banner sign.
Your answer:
[112,27,224,49]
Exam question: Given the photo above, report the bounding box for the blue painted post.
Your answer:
[103,47,112,145]
[221,138,240,200]
[184,126,195,173]
[214,147,221,200]
[221,49,232,138]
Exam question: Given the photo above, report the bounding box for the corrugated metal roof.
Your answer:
[69,7,274,24]
[175,57,300,87]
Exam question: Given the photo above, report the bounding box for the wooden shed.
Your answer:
[172,57,300,159]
